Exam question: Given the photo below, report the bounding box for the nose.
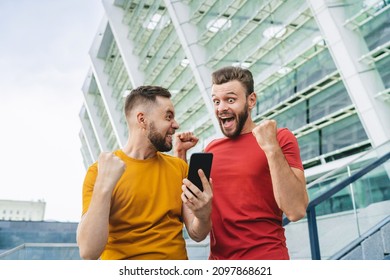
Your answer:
[217,101,228,113]
[172,119,179,129]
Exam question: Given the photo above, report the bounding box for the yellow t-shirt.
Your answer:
[82,150,189,260]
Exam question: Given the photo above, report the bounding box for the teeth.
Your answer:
[220,117,233,123]
[219,115,233,119]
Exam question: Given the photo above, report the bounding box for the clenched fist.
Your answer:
[174,132,199,157]
[95,152,126,193]
[252,120,279,152]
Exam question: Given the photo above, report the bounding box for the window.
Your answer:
[308,81,352,122]
[298,131,320,162]
[321,115,368,154]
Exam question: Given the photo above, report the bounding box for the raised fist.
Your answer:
[95,152,126,192]
[252,120,278,152]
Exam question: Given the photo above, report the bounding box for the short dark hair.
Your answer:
[124,85,171,116]
[211,66,254,96]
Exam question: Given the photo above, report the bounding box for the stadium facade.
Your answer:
[77,0,390,260]
[79,0,389,175]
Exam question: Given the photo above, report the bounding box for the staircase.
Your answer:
[285,140,390,260]
[332,216,390,260]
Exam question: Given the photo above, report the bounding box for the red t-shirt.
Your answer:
[205,128,303,259]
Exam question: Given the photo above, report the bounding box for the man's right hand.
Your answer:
[95,152,125,193]
[174,132,199,161]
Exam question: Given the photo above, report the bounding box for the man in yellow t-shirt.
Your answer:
[77,86,212,260]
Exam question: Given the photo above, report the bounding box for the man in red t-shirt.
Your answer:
[176,66,308,259]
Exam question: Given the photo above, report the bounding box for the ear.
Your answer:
[247,92,257,110]
[137,112,146,128]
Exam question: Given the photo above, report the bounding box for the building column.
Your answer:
[79,106,101,161]
[307,0,390,148]
[102,0,145,88]
[79,129,94,168]
[81,69,111,152]
[89,17,127,147]
[164,0,220,134]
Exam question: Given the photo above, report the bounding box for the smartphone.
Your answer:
[187,152,213,192]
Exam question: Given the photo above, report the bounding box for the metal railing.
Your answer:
[306,150,390,259]
[0,243,80,260]
[284,140,390,259]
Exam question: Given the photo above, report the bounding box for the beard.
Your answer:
[219,102,249,139]
[147,122,173,152]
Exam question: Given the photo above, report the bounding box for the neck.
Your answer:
[240,119,256,135]
[122,137,157,160]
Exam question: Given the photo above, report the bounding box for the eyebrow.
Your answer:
[212,91,238,97]
[165,109,175,117]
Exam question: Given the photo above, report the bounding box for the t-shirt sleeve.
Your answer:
[277,128,304,171]
[81,162,98,216]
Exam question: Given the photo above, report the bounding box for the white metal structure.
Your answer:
[79,0,390,181]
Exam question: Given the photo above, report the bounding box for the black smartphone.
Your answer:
[187,152,213,192]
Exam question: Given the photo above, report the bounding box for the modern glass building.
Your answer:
[78,0,390,260]
[79,0,390,172]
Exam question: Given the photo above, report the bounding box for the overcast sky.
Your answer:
[0,0,104,222]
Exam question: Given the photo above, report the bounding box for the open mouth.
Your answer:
[220,116,235,128]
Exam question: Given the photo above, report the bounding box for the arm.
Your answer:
[252,120,308,222]
[76,152,125,259]
[174,132,199,162]
[181,169,213,242]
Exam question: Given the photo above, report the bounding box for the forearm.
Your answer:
[264,147,308,221]
[174,148,187,162]
[77,188,112,259]
[187,217,211,242]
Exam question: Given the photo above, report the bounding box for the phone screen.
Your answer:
[187,153,213,192]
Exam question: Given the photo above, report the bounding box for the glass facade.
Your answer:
[0,221,78,251]
[79,0,390,173]
[0,221,79,259]
[76,0,390,260]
